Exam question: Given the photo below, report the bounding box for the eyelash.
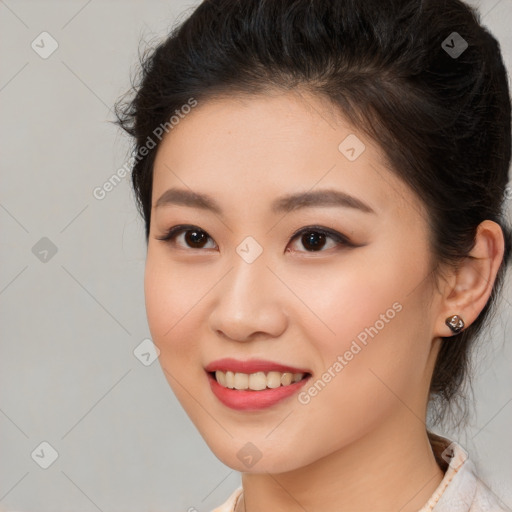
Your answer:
[155,224,354,253]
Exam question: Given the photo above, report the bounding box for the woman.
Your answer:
[115,0,511,510]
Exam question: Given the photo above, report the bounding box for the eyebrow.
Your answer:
[154,187,376,216]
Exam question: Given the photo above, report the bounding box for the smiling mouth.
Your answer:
[210,370,310,391]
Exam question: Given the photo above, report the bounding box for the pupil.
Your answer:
[303,232,325,251]
[186,230,207,248]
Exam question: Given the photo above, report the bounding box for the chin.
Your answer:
[204,437,309,474]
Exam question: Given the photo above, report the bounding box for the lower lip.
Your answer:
[207,372,310,410]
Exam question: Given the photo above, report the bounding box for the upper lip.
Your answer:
[205,358,311,374]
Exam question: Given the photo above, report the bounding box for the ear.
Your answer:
[434,220,505,337]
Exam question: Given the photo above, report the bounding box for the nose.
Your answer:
[208,252,288,343]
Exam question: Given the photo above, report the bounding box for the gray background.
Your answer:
[0,1,511,511]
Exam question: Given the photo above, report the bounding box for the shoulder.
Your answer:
[209,487,243,512]
[429,438,510,512]
[470,477,511,512]
[436,462,510,511]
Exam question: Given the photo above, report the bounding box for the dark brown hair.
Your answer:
[115,0,512,430]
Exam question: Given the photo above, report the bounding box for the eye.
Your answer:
[287,225,353,253]
[155,224,217,250]
[155,224,354,252]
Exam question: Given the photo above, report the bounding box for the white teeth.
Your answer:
[225,371,235,389]
[214,370,306,390]
[234,372,249,390]
[216,370,227,387]
[267,371,282,388]
[281,373,293,386]
[249,372,267,390]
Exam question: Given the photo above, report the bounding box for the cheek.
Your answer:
[290,242,427,358]
[144,253,211,417]
[143,251,208,383]
[144,249,203,340]
[292,242,432,412]
[273,289,431,471]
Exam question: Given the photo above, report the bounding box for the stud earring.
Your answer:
[445,314,465,334]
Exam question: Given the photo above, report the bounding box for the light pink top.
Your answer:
[210,436,509,511]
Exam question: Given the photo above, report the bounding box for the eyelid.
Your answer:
[155,224,355,251]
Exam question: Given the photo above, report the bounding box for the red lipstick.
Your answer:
[205,358,310,374]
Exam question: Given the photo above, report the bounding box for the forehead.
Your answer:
[151,91,424,221]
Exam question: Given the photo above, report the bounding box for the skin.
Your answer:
[144,89,504,511]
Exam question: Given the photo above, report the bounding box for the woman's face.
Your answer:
[145,90,443,472]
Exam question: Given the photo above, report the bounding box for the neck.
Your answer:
[236,417,444,512]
